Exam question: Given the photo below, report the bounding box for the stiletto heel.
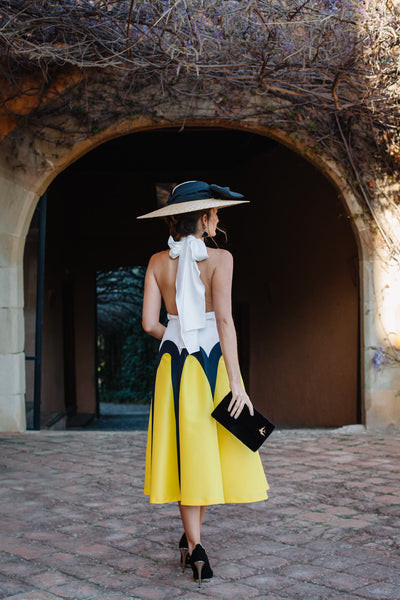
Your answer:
[194,559,205,587]
[190,544,213,586]
[180,547,189,573]
[179,533,191,571]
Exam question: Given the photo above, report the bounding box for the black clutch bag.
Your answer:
[211,392,275,452]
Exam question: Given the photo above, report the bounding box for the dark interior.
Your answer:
[24,127,360,427]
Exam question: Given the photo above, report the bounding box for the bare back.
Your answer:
[149,246,228,315]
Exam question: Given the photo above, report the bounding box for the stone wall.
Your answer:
[0,117,399,430]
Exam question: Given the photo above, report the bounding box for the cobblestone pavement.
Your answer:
[0,427,400,600]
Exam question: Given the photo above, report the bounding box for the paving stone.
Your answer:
[0,558,44,578]
[310,554,364,571]
[33,552,80,569]
[0,577,33,599]
[91,595,140,600]
[0,429,399,600]
[1,593,62,600]
[198,580,261,598]
[349,562,400,582]
[280,581,346,599]
[131,586,184,600]
[28,571,79,590]
[329,596,369,600]
[273,545,321,563]
[3,543,55,561]
[47,582,103,599]
[240,553,290,570]
[179,594,219,600]
[240,573,289,590]
[107,596,143,600]
[90,572,155,590]
[353,582,400,599]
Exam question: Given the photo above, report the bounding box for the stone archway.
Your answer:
[0,118,397,431]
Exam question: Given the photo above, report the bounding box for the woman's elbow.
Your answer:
[215,314,234,330]
[142,318,155,334]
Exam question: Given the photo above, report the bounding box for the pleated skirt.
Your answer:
[144,312,269,505]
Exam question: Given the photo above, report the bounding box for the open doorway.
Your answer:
[92,265,162,430]
[23,127,360,428]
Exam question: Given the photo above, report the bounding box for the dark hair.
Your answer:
[165,209,210,241]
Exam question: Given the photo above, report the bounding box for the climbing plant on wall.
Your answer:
[0,0,400,256]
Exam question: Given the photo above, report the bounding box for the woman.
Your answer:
[138,181,269,586]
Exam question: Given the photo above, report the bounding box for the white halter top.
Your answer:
[168,234,209,353]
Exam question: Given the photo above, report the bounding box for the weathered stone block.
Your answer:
[0,171,37,237]
[0,394,26,432]
[0,352,25,395]
[0,231,23,267]
[0,308,24,353]
[365,389,400,428]
[0,266,23,307]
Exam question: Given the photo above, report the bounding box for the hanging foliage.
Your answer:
[0,1,400,254]
[1,1,399,144]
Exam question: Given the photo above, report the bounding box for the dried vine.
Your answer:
[0,0,400,253]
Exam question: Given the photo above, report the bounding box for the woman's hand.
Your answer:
[228,383,254,419]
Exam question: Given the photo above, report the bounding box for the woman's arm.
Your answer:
[142,256,167,340]
[212,250,254,419]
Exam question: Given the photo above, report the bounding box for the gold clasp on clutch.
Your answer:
[258,426,266,437]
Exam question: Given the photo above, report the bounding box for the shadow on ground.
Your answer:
[83,402,150,431]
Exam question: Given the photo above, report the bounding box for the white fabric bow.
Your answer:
[168,235,209,353]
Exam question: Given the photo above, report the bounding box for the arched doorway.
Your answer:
[24,127,359,428]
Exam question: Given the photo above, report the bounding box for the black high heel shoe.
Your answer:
[190,544,213,587]
[179,533,191,572]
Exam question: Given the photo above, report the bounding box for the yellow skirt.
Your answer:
[144,314,269,505]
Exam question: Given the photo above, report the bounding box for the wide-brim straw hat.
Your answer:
[137,180,249,219]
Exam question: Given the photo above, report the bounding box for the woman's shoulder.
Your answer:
[207,247,233,264]
[148,249,170,267]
